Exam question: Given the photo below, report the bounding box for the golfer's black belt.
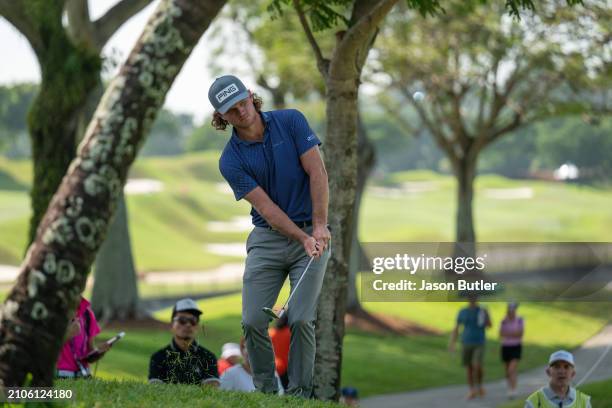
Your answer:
[294,220,313,228]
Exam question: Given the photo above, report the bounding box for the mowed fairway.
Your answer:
[361,170,612,242]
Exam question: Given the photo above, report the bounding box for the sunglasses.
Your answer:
[173,316,199,326]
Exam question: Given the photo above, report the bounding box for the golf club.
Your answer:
[262,256,315,320]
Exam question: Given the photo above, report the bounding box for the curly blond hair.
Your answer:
[211,93,264,131]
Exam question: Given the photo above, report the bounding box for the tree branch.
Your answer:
[64,0,96,49]
[334,0,399,73]
[397,85,457,162]
[93,0,154,49]
[0,0,44,58]
[292,0,330,78]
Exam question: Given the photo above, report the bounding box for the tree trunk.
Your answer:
[85,87,141,322]
[26,1,101,245]
[314,76,359,400]
[0,0,225,387]
[91,191,143,321]
[312,0,399,400]
[346,111,375,312]
[22,2,146,323]
[450,157,477,270]
[455,157,477,244]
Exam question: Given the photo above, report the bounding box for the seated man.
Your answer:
[525,350,591,408]
[218,342,242,376]
[148,298,219,386]
[220,337,283,394]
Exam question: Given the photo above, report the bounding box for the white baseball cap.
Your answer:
[221,343,241,359]
[548,350,575,366]
[172,298,202,318]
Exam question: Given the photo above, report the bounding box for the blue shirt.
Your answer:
[219,109,321,227]
[457,306,489,345]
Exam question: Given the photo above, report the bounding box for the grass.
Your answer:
[90,292,609,398]
[2,155,612,270]
[499,378,612,408]
[1,155,611,400]
[362,173,612,242]
[50,379,337,407]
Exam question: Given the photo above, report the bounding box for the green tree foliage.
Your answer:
[534,116,612,180]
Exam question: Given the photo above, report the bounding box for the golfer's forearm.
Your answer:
[309,168,328,227]
[260,204,309,242]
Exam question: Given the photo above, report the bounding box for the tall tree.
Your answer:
[0,0,225,387]
[374,0,609,247]
[0,0,154,320]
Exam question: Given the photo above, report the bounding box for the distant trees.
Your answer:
[373,0,610,245]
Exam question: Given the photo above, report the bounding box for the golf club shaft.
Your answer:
[282,256,315,310]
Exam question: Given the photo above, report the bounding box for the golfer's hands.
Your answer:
[302,236,321,258]
[312,224,331,252]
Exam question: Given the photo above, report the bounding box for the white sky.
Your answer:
[0,0,249,124]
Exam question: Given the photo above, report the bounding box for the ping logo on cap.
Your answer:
[216,83,239,103]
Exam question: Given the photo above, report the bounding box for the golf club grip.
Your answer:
[285,256,315,308]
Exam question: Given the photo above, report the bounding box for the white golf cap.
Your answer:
[221,343,241,359]
[548,350,575,366]
[172,298,202,317]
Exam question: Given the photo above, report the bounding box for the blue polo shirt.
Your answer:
[218,109,321,228]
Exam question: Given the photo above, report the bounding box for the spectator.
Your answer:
[148,298,219,386]
[218,343,242,376]
[525,350,591,408]
[269,313,290,389]
[340,386,360,406]
[220,338,283,394]
[500,301,524,399]
[449,294,491,400]
[56,296,111,379]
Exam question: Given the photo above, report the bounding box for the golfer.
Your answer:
[525,350,591,407]
[209,75,331,398]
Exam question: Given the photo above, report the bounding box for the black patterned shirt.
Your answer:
[149,339,218,385]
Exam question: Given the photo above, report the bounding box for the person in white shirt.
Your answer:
[220,338,283,394]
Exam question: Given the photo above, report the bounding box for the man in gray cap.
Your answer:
[148,298,219,386]
[208,75,331,397]
[525,350,591,407]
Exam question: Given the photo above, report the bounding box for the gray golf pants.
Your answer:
[242,226,330,397]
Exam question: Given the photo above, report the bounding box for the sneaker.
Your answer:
[507,388,517,400]
[478,387,486,397]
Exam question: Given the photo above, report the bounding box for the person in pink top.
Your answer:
[499,301,524,399]
[56,297,111,378]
